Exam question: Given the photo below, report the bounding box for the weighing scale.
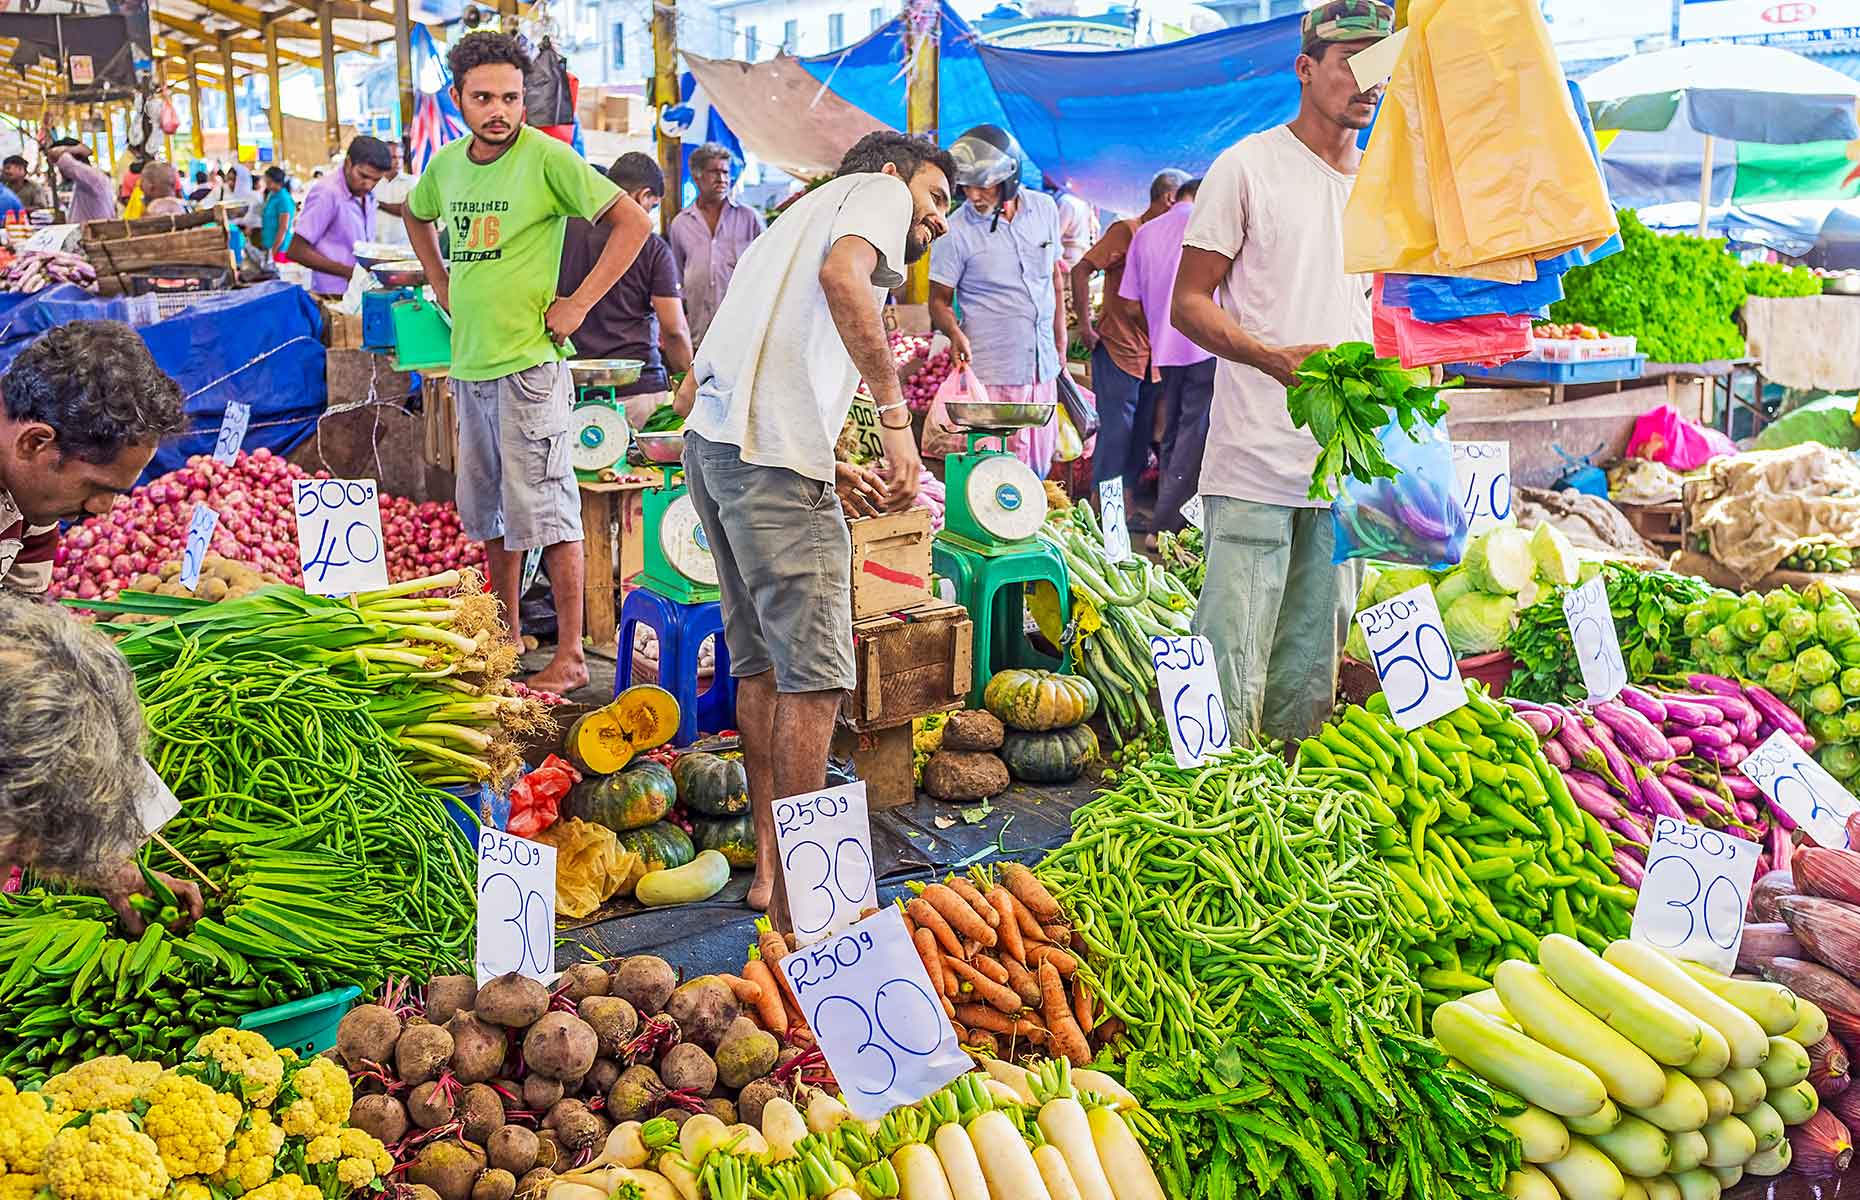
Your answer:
[633,432,720,605]
[566,358,643,481]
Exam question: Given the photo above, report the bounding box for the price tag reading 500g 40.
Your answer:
[475,828,557,985]
[294,478,388,596]
[1149,635,1230,768]
[1451,441,1512,536]
[779,906,969,1119]
[1356,584,1468,730]
[1564,575,1627,703]
[773,781,877,947]
[1630,817,1760,975]
[1740,729,1860,849]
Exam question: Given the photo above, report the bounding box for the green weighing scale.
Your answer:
[566,358,644,480]
[633,431,720,604]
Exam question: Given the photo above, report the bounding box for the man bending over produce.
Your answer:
[1,320,186,598]
[1171,0,1390,742]
[0,593,206,931]
[673,131,954,919]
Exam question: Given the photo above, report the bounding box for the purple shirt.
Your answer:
[667,197,764,349]
[1118,200,1211,369]
[293,170,377,295]
[56,155,116,224]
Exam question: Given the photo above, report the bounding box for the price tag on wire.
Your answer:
[475,828,557,985]
[1451,441,1511,536]
[777,906,969,1119]
[1630,817,1760,974]
[1149,634,1230,768]
[1563,575,1627,703]
[134,761,182,839]
[774,781,878,947]
[1180,494,1205,531]
[293,478,388,596]
[1356,584,1468,730]
[212,401,251,465]
[178,504,218,592]
[1098,477,1132,563]
[1740,729,1860,849]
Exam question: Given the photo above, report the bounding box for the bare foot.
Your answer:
[747,872,773,912]
[526,655,590,695]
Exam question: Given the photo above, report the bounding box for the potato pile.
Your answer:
[334,957,800,1200]
[127,554,285,602]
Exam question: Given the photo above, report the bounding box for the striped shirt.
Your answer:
[0,487,55,597]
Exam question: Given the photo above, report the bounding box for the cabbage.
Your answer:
[1443,593,1518,656]
[1462,527,1535,594]
[1371,567,1436,606]
[1516,576,1544,609]
[1345,620,1369,663]
[1434,570,1477,611]
[1530,523,1581,586]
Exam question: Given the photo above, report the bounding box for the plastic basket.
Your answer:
[1530,335,1637,362]
[1450,356,1645,386]
[236,985,360,1057]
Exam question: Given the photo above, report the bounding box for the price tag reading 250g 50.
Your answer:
[476,828,557,985]
[1564,575,1627,704]
[774,781,877,947]
[1356,584,1468,731]
[1740,729,1860,849]
[1630,817,1760,975]
[1149,635,1230,768]
[294,478,388,596]
[779,906,969,1119]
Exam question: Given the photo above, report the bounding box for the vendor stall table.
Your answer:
[581,477,654,650]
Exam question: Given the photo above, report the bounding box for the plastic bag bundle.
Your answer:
[1373,277,1532,368]
[1331,415,1470,568]
[536,817,641,919]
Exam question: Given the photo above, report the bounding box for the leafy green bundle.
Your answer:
[1504,563,1713,702]
[1550,210,1748,363]
[1286,342,1455,502]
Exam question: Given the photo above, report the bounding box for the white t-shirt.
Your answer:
[686,172,912,484]
[373,172,419,244]
[1183,125,1372,509]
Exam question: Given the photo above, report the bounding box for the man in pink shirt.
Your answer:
[1118,177,1213,534]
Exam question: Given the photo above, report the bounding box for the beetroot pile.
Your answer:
[49,447,485,601]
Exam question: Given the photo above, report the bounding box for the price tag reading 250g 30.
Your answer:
[476,828,557,985]
[1356,584,1468,731]
[1564,575,1627,704]
[779,906,969,1119]
[1740,729,1860,849]
[774,781,877,947]
[1149,635,1230,768]
[294,478,388,596]
[1630,817,1760,975]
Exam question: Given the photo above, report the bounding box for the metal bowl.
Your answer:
[568,358,645,389]
[369,259,427,288]
[353,242,409,271]
[944,399,1057,430]
[635,430,686,464]
[1825,274,1860,296]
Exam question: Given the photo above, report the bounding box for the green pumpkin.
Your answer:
[1000,724,1098,783]
[617,821,695,872]
[673,751,750,817]
[566,759,677,832]
[982,669,1100,732]
[691,814,757,869]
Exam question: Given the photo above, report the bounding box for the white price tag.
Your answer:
[21,224,75,251]
[475,828,558,985]
[179,504,218,592]
[1098,478,1132,564]
[774,782,878,947]
[134,761,182,838]
[1148,635,1230,768]
[1356,584,1468,730]
[1564,576,1627,704]
[212,401,251,465]
[1630,817,1760,975]
[1180,494,1205,531]
[1741,729,1860,849]
[777,906,969,1119]
[293,478,388,596]
[1451,441,1512,535]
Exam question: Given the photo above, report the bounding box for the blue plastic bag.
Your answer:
[1331,416,1470,569]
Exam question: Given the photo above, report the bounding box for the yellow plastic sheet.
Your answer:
[537,818,642,919]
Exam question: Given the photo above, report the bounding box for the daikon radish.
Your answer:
[968,1109,1051,1200]
[933,1120,991,1200]
[1087,1105,1165,1200]
[1035,1143,1086,1200]
[1072,1069,1139,1109]
[763,1097,808,1161]
[982,1059,1039,1106]
[894,1142,955,1200]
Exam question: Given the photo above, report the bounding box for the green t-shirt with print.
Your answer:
[408,126,620,381]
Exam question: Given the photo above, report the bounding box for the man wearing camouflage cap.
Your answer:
[1170,0,1392,744]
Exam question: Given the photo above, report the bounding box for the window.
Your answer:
[611,22,625,69]
[870,5,884,29]
[745,23,759,57]
[783,18,798,51]
[827,11,844,46]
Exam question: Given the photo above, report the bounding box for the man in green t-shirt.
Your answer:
[406,31,652,694]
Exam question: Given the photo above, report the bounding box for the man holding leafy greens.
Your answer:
[1170,0,1391,742]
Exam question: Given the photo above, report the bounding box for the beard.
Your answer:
[474,120,519,145]
[905,227,933,264]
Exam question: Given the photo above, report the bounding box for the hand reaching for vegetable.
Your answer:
[1261,342,1332,388]
[1286,342,1456,501]
[835,462,886,518]
[98,859,204,935]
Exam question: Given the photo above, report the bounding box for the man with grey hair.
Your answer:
[668,142,765,349]
[0,594,205,932]
[138,161,185,217]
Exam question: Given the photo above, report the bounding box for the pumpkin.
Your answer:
[617,821,695,873]
[674,752,749,817]
[564,685,682,774]
[566,760,677,832]
[691,814,756,869]
[982,669,1100,732]
[1000,724,1098,784]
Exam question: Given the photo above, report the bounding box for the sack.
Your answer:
[922,366,989,459]
[1554,443,1609,497]
[535,817,640,919]
[1056,369,1098,439]
[1330,416,1470,568]
[524,37,577,127]
[1628,404,1737,472]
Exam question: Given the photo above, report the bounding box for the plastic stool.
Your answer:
[932,535,1071,703]
[616,588,736,744]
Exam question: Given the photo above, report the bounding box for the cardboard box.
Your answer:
[322,308,365,352]
[849,508,934,621]
[844,598,971,731]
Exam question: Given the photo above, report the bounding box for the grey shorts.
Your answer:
[452,361,583,551]
[682,431,854,694]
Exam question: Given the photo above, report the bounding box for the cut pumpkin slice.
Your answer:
[565,684,682,773]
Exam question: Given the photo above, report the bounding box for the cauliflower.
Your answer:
[141,1072,241,1178]
[334,1129,391,1189]
[0,1085,57,1173]
[303,1135,340,1166]
[190,1030,286,1108]
[43,1111,169,1200]
[41,1057,162,1116]
[0,1174,46,1200]
[210,1109,283,1195]
[239,1174,319,1200]
[167,1182,212,1200]
[274,1059,349,1140]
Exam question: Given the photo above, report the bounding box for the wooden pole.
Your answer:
[1697,133,1715,238]
[320,1,340,158]
[903,0,938,304]
[653,0,680,232]
[265,18,285,165]
[218,33,241,163]
[187,58,206,158]
[394,0,414,135]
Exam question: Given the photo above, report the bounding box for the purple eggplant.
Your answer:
[1792,731,1818,754]
[1668,734,1694,757]
[1663,770,1736,822]
[1689,724,1735,751]
[1697,741,1751,769]
[1719,771,1758,802]
[1513,709,1556,739]
[1542,739,1571,770]
[1688,673,1744,698]
[1659,695,1723,728]
[1614,847,1647,888]
[1737,708,1762,744]
[1620,686,1668,725]
[1595,700,1676,762]
[1564,771,1624,819]
[1637,770,1687,820]
[1560,719,1627,795]
[1735,800,1762,826]
[1743,684,1809,736]
[1586,716,1645,804]
[1611,812,1653,846]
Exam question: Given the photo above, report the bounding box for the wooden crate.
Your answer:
[1619,501,1686,554]
[850,508,934,620]
[422,376,456,473]
[323,309,364,351]
[83,224,236,292]
[845,598,971,731]
[829,722,915,811]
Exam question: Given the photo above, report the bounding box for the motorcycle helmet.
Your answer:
[949,124,1023,209]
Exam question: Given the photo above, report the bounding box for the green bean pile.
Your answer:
[1035,746,1519,1200]
[0,650,474,1079]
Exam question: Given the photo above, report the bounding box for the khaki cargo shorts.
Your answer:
[452,360,583,551]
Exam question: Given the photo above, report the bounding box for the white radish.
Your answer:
[981,1059,1039,1105]
[1039,1095,1116,1200]
[1034,1143,1086,1200]
[983,1078,1028,1108]
[1087,1105,1166,1200]
[1072,1069,1140,1108]
[655,1149,701,1200]
[968,1109,1052,1200]
[807,1088,855,1134]
[933,1120,991,1200]
[893,1142,955,1200]
[677,1113,729,1167]
[762,1097,808,1161]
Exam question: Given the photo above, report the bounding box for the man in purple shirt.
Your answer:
[45,139,116,224]
[288,137,393,296]
[667,142,764,350]
[1118,177,1214,536]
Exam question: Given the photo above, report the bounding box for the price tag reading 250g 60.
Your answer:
[774,781,877,947]
[1356,584,1467,730]
[1741,729,1860,849]
[294,478,388,596]
[1564,575,1627,704]
[1630,817,1760,974]
[779,906,969,1119]
[1149,635,1230,768]
[476,828,557,985]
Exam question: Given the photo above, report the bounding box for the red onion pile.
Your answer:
[49,447,486,602]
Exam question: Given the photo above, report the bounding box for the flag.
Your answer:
[407,24,465,171]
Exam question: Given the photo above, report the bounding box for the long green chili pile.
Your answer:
[1034,746,1520,1200]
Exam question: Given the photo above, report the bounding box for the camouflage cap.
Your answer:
[1301,0,1394,53]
